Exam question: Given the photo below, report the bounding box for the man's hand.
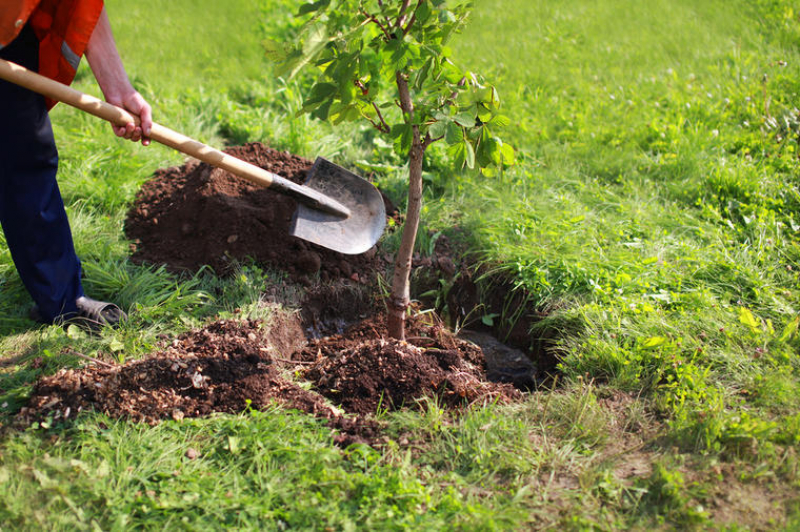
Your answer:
[106,90,152,145]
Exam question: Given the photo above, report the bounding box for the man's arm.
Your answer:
[84,7,152,145]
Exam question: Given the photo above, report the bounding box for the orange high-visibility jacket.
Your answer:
[1,0,104,107]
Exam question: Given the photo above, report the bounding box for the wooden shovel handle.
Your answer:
[0,58,351,218]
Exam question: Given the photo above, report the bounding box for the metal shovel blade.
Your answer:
[290,158,386,255]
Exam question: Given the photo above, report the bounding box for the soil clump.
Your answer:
[21,319,381,446]
[299,313,522,415]
[20,320,332,425]
[125,142,386,281]
[20,313,521,445]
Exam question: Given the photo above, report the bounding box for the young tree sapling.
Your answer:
[272,0,514,339]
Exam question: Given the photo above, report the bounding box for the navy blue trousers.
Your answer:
[0,25,84,322]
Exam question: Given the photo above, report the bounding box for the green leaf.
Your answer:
[66,324,87,339]
[478,86,500,107]
[429,120,447,138]
[387,39,409,69]
[311,99,333,121]
[449,142,467,169]
[500,142,516,165]
[297,0,331,16]
[227,436,241,454]
[643,336,667,348]
[327,101,362,125]
[444,121,462,145]
[739,307,761,333]
[476,132,497,167]
[414,57,435,91]
[481,166,498,178]
[416,2,433,23]
[453,112,476,128]
[477,104,493,123]
[283,23,332,80]
[262,39,289,62]
[391,124,413,156]
[441,61,464,83]
[490,114,511,127]
[306,82,338,104]
[286,16,371,80]
[481,313,499,327]
[464,140,475,169]
[340,82,358,105]
[400,126,413,154]
[108,338,125,353]
[391,123,410,140]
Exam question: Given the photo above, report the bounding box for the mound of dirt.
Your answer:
[125,143,386,280]
[300,313,522,415]
[304,338,520,415]
[20,314,521,444]
[20,320,333,425]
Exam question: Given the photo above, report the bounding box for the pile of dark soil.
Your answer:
[125,143,387,281]
[20,320,333,425]
[21,319,382,446]
[20,314,521,444]
[304,338,520,416]
[300,312,522,415]
[123,140,553,380]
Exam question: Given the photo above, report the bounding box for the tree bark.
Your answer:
[387,73,424,340]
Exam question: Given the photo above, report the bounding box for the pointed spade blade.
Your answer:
[290,157,386,255]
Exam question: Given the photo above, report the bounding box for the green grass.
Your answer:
[0,409,519,529]
[2,0,800,528]
[450,0,800,447]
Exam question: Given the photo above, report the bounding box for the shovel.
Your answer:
[0,58,386,255]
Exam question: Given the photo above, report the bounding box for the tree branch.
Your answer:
[403,0,423,36]
[365,115,383,133]
[423,132,443,149]
[372,102,391,133]
[396,0,412,29]
[361,8,393,40]
[396,72,414,117]
[364,112,390,134]
[354,80,390,133]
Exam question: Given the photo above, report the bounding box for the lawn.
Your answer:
[1,0,800,529]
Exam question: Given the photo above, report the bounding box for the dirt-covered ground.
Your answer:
[21,143,537,445]
[21,313,521,446]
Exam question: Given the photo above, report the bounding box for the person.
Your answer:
[0,1,151,328]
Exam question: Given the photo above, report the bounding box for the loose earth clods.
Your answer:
[22,315,521,446]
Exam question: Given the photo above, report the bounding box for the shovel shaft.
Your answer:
[0,58,351,219]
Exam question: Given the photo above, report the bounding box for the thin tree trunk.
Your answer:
[388,73,424,340]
